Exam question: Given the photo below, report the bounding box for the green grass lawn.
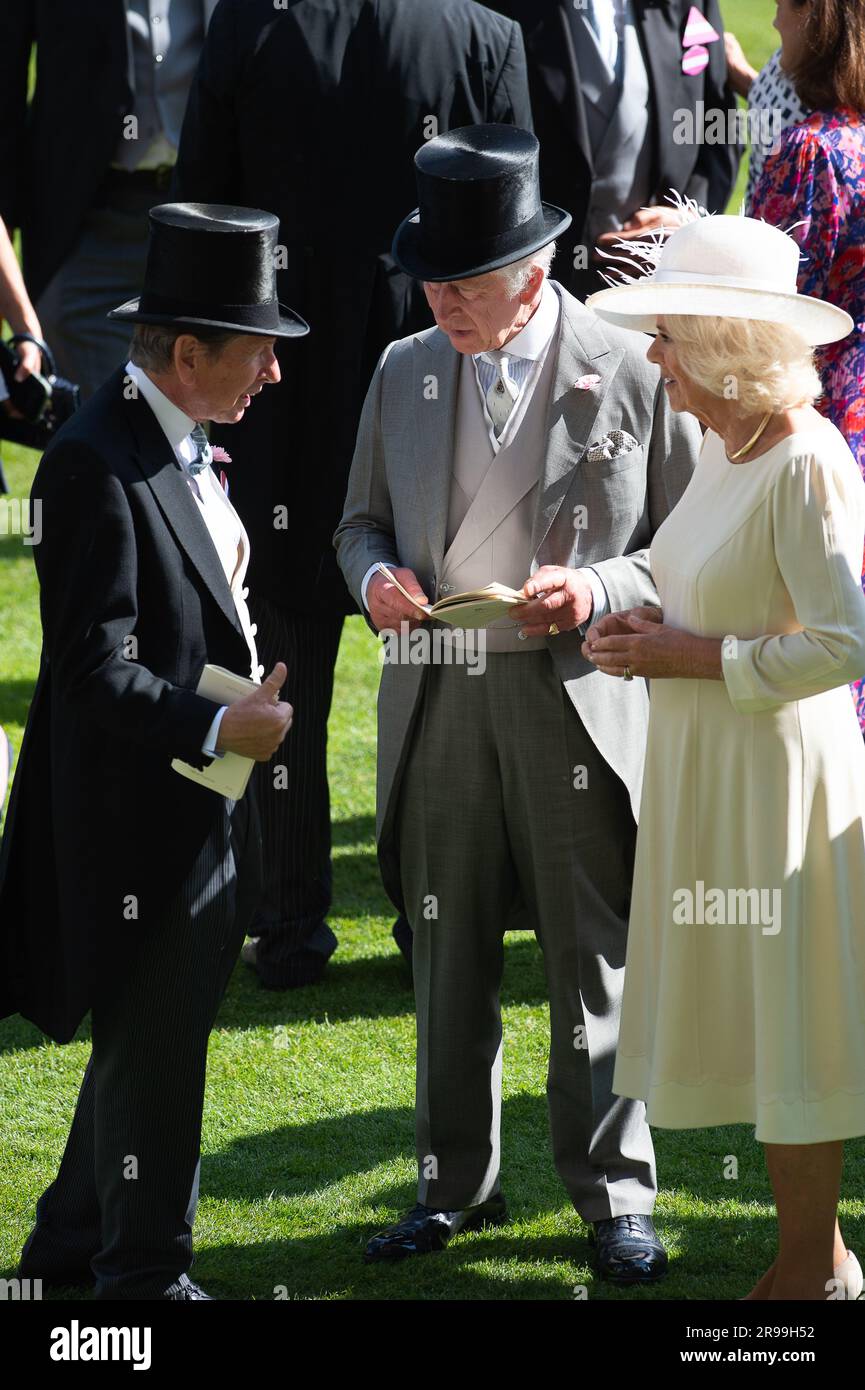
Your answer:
[3,0,864,1304]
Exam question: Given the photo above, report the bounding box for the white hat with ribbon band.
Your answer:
[586,204,852,347]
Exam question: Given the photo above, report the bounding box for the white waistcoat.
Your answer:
[189,466,262,683]
[440,335,559,653]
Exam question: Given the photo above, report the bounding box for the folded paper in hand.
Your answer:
[376,562,526,628]
[171,664,257,799]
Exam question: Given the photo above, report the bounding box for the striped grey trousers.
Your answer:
[19,792,261,1299]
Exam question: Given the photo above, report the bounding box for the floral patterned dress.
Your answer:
[751,109,865,730]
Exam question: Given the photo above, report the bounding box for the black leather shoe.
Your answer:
[164,1275,213,1300]
[364,1193,508,1262]
[591,1214,668,1284]
[252,921,338,989]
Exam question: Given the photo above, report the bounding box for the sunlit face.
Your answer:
[646,317,702,416]
[180,334,281,424]
[423,267,541,354]
[774,0,808,73]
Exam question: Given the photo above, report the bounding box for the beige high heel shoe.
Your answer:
[739,1251,863,1300]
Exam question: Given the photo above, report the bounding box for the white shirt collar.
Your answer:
[475,277,560,367]
[125,360,198,459]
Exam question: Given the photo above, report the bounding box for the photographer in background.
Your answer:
[0,1,218,401]
[0,214,43,493]
[0,215,42,412]
[1,209,40,829]
[1,213,80,468]
[1,212,41,810]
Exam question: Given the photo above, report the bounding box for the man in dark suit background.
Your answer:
[0,204,300,1300]
[487,0,742,299]
[173,0,533,988]
[0,0,219,398]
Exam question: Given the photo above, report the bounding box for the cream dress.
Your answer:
[614,422,865,1142]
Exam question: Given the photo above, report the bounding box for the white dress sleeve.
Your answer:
[722,439,865,713]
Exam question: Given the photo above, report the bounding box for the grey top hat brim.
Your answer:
[107,298,309,339]
[392,201,572,282]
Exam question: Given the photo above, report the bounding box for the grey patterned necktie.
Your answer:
[485,351,520,438]
[187,422,212,475]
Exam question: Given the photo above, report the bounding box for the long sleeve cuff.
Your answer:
[577,566,610,633]
[360,562,382,612]
[202,705,228,759]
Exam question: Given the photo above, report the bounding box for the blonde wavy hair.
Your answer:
[663,314,823,416]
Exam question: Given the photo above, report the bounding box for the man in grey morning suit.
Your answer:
[335,125,703,1280]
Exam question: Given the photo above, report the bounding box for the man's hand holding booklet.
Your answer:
[375,562,526,629]
[172,662,293,799]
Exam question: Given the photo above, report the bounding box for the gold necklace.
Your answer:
[727,412,774,462]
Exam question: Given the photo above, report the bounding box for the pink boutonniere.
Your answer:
[211,445,231,495]
[574,374,601,391]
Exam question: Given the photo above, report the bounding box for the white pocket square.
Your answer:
[587,430,640,463]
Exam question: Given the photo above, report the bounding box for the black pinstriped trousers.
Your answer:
[248,595,344,985]
[19,792,261,1300]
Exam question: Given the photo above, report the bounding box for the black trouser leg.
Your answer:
[248,595,344,986]
[20,795,261,1299]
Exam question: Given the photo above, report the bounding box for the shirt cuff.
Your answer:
[577,567,610,632]
[361,562,382,612]
[202,706,228,759]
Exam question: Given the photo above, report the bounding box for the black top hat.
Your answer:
[392,125,571,283]
[108,203,309,339]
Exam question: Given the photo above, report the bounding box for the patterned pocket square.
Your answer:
[587,430,640,463]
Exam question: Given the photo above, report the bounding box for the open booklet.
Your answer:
[171,664,257,800]
[376,562,526,628]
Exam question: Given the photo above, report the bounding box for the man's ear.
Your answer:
[519,264,546,305]
[173,333,203,386]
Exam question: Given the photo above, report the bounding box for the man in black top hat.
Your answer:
[0,203,303,1300]
[336,125,702,1278]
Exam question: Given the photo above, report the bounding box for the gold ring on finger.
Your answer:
[623,665,634,681]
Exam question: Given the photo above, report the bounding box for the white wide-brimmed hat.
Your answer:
[586,212,852,347]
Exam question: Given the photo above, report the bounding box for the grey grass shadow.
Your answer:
[218,929,549,1033]
[185,1212,784,1302]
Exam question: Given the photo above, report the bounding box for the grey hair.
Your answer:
[129,323,241,373]
[496,241,557,296]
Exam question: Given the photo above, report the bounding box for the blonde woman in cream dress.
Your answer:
[585,213,865,1301]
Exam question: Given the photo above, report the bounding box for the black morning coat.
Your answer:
[487,0,744,298]
[0,368,255,1043]
[172,0,533,619]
